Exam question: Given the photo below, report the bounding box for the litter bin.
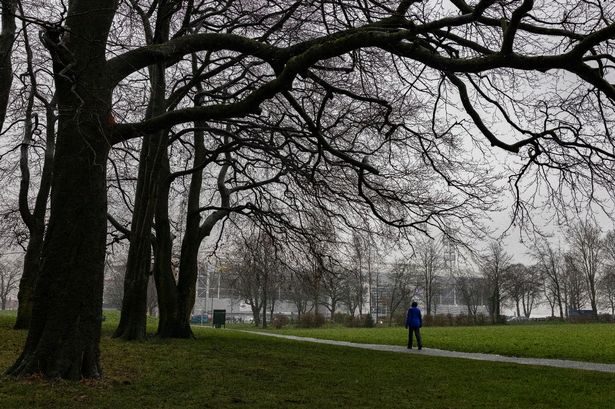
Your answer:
[213,309,226,328]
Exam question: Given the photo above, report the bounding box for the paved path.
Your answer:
[239,330,615,374]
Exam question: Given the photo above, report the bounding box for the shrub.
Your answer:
[343,315,367,327]
[297,312,325,328]
[568,314,594,324]
[332,313,350,325]
[272,314,289,329]
[345,315,361,328]
[475,313,488,325]
[393,313,406,327]
[495,314,507,324]
[567,313,615,324]
[454,314,470,326]
[364,314,375,328]
[422,313,492,327]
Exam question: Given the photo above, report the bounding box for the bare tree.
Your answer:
[146,275,158,317]
[112,0,179,341]
[226,238,265,327]
[562,252,588,313]
[0,258,20,310]
[350,230,381,315]
[481,241,511,323]
[533,241,565,318]
[605,231,615,264]
[341,247,367,318]
[14,10,56,328]
[567,221,604,316]
[504,263,527,318]
[321,265,345,319]
[601,231,615,315]
[285,271,310,319]
[225,225,283,328]
[599,268,615,316]
[504,263,542,318]
[7,0,615,380]
[414,237,444,315]
[303,214,338,317]
[454,268,486,321]
[103,258,125,309]
[0,0,16,130]
[348,232,368,317]
[385,259,420,326]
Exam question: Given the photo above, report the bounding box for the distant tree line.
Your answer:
[210,220,615,327]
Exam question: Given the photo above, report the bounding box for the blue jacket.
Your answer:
[406,306,422,328]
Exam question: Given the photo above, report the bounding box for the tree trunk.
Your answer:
[269,298,276,323]
[424,277,431,316]
[174,237,200,338]
[8,103,110,378]
[13,229,43,329]
[113,123,164,340]
[7,127,108,379]
[114,0,175,339]
[312,271,320,316]
[7,0,117,380]
[0,0,16,130]
[156,127,205,338]
[173,143,204,338]
[174,175,230,337]
[153,240,179,337]
[251,304,261,326]
[112,184,153,340]
[262,291,267,329]
[152,228,178,336]
[113,65,167,341]
[588,278,598,317]
[14,91,55,330]
[154,141,186,338]
[557,291,564,318]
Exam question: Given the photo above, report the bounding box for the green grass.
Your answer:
[1,312,614,408]
[260,323,615,363]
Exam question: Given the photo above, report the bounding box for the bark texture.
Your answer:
[114,0,175,340]
[112,127,164,340]
[7,0,117,379]
[0,0,16,130]
[14,35,56,329]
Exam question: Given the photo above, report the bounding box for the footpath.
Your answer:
[240,330,615,374]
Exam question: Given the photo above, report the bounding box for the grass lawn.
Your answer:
[263,323,615,363]
[0,312,614,408]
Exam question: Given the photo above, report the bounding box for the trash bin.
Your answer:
[213,309,226,328]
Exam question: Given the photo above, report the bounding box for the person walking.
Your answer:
[405,301,423,350]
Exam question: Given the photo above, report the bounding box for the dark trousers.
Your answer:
[408,327,422,349]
